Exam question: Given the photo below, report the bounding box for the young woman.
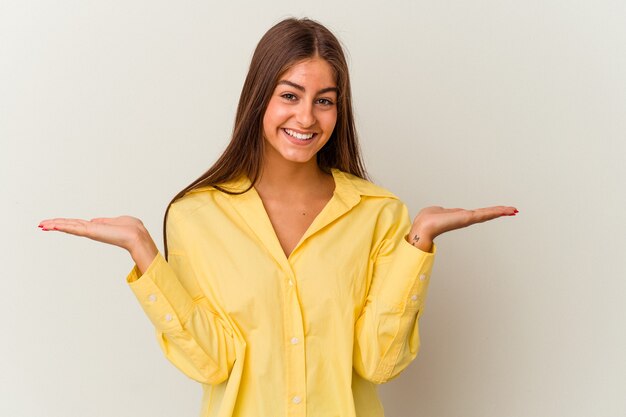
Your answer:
[39,18,517,417]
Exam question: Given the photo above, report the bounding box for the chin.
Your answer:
[280,152,317,164]
[269,144,318,164]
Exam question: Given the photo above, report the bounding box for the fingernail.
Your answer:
[514,209,519,213]
[42,228,49,231]
[38,225,43,228]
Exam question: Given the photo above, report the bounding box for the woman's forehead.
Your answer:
[277,58,337,89]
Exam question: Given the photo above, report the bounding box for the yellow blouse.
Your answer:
[126,168,436,417]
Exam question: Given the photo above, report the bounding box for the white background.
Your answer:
[1,1,625,416]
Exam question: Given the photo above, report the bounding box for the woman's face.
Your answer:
[262,57,338,167]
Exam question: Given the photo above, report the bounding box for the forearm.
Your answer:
[125,252,238,385]
[353,239,435,383]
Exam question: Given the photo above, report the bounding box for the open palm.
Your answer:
[412,205,518,241]
[38,216,147,252]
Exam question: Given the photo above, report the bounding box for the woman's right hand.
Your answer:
[38,216,159,273]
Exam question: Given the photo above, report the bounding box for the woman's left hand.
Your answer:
[407,205,518,252]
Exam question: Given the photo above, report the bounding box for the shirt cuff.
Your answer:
[126,252,194,333]
[377,239,436,313]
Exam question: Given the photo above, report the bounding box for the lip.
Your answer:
[281,128,318,146]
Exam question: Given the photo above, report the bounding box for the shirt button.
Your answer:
[288,280,294,286]
[165,313,173,322]
[411,295,418,301]
[290,337,299,345]
[420,274,427,281]
[292,396,302,404]
[148,294,157,302]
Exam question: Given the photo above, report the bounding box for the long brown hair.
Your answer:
[163,17,368,259]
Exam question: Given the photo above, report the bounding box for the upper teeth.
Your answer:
[285,129,314,140]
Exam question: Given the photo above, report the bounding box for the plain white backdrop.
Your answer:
[2,1,625,416]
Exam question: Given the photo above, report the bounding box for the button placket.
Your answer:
[284,268,306,416]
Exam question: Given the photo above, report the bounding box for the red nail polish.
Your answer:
[42,228,49,231]
[38,225,43,228]
[514,209,519,213]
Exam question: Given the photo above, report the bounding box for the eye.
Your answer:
[316,98,335,106]
[281,93,298,101]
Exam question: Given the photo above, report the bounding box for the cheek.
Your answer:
[263,101,290,131]
[321,110,338,133]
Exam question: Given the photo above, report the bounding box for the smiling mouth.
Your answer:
[283,128,317,140]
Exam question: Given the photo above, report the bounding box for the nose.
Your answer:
[295,102,316,128]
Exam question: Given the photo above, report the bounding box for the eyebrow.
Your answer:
[277,80,339,95]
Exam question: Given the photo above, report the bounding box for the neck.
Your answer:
[255,158,331,198]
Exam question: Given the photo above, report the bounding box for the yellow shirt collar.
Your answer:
[187,168,397,201]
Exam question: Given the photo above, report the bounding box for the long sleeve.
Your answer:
[353,202,436,384]
[125,209,237,385]
[114,170,440,416]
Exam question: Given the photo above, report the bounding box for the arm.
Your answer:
[353,202,435,383]
[352,202,517,383]
[125,210,237,385]
[38,212,238,385]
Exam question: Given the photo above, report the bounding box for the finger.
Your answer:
[40,217,85,225]
[53,220,119,243]
[483,206,518,216]
[39,218,85,230]
[41,219,91,235]
[43,219,102,237]
[469,206,518,223]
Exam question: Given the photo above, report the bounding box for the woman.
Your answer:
[39,18,517,417]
